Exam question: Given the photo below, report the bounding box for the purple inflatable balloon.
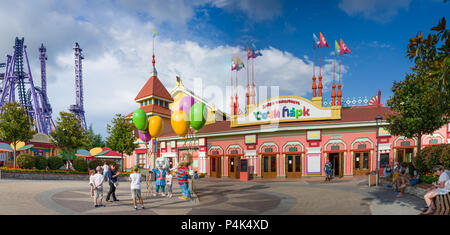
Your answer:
[138,129,152,143]
[179,96,195,116]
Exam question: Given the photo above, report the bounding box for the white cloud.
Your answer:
[0,0,344,138]
[338,0,411,23]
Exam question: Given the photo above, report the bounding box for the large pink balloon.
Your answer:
[138,129,152,143]
[179,96,195,117]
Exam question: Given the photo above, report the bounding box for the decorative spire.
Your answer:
[318,75,323,97]
[312,75,317,97]
[151,53,157,77]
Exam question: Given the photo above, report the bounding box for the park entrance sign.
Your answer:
[231,96,341,127]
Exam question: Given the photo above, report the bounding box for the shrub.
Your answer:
[48,156,64,170]
[415,144,450,175]
[34,155,48,170]
[73,158,88,172]
[88,159,103,170]
[16,154,35,169]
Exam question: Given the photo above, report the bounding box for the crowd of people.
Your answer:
[88,157,195,211]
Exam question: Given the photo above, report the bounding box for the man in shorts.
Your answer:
[129,166,145,210]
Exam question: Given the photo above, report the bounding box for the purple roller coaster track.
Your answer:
[0,37,87,135]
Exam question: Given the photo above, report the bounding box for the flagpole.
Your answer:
[247,54,249,107]
[252,58,255,104]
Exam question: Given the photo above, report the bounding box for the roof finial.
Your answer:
[151,29,158,77]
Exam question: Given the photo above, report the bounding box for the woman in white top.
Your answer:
[422,165,450,215]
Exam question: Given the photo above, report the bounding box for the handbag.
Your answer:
[114,182,119,187]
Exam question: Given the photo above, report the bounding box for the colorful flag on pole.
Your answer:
[319,32,329,48]
[251,43,262,58]
[152,28,158,37]
[340,39,351,55]
[335,40,340,55]
[236,56,245,71]
[231,58,237,71]
[313,33,320,49]
[247,45,254,60]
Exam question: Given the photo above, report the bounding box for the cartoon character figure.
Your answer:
[152,157,170,197]
[176,153,193,200]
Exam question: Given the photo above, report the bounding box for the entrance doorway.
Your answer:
[210,157,221,178]
[328,153,343,178]
[397,148,414,163]
[228,156,240,179]
[285,155,301,178]
[261,155,277,178]
[353,151,370,176]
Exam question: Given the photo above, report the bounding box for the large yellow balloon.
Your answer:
[148,115,163,138]
[171,110,190,137]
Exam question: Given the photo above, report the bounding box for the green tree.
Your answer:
[106,114,136,171]
[84,124,105,150]
[50,112,88,165]
[406,17,449,117]
[386,17,450,152]
[0,102,35,168]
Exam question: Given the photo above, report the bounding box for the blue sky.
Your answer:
[0,0,448,138]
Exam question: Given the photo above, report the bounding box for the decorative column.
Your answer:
[318,75,323,97]
[312,76,317,97]
[337,82,342,105]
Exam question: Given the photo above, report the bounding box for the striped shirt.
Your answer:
[177,167,189,185]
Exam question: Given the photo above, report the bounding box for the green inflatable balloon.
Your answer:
[189,102,207,131]
[132,109,148,131]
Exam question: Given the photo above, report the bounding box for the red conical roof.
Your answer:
[135,75,174,102]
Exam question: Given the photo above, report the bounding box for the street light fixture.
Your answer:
[375,115,383,186]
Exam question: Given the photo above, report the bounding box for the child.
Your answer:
[166,170,175,198]
[129,166,145,210]
[92,166,105,207]
[88,170,95,197]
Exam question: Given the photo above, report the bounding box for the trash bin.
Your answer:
[368,171,377,187]
[240,159,249,181]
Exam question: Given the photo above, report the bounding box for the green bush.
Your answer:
[73,158,88,172]
[16,154,36,169]
[414,144,450,175]
[34,155,48,170]
[47,156,64,170]
[88,159,103,170]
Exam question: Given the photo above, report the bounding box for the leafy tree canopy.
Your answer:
[106,114,137,171]
[50,112,88,159]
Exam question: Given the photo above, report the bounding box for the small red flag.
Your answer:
[319,32,329,48]
[340,39,351,55]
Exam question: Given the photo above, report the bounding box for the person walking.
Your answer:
[129,166,145,210]
[324,160,332,182]
[92,166,106,208]
[102,161,109,179]
[105,164,119,202]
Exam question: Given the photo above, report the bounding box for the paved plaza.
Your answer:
[0,177,427,215]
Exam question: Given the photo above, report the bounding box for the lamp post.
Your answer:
[375,115,383,186]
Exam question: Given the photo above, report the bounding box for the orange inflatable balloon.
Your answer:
[148,115,163,138]
[171,110,189,137]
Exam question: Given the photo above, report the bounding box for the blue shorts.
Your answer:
[326,170,332,175]
[409,179,419,186]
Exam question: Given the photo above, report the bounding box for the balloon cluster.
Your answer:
[131,96,207,141]
[171,96,207,138]
[132,109,164,142]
